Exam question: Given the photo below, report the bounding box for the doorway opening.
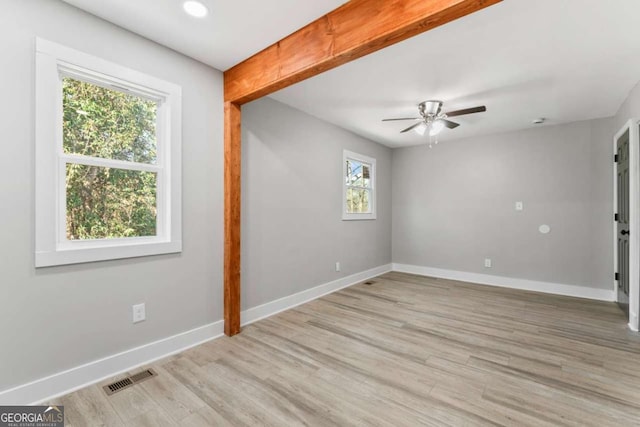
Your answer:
[613,119,640,331]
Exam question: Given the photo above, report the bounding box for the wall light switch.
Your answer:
[133,303,146,323]
[335,262,341,272]
[515,202,524,211]
[484,258,492,268]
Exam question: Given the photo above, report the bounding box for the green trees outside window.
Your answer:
[62,78,158,240]
[345,159,372,214]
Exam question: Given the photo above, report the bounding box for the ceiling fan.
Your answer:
[382,100,486,136]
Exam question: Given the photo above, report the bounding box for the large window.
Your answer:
[35,39,182,267]
[343,150,376,220]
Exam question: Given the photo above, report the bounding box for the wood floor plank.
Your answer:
[58,385,125,427]
[179,405,235,427]
[126,405,176,427]
[51,273,640,426]
[136,364,206,422]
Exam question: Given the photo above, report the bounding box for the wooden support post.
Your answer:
[224,101,242,336]
[222,0,502,336]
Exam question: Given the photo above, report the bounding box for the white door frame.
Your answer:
[613,119,640,331]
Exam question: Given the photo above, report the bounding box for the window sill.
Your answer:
[342,214,377,221]
[35,240,182,267]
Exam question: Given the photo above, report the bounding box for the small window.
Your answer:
[35,39,182,267]
[343,150,376,220]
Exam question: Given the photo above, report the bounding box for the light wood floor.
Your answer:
[52,272,640,426]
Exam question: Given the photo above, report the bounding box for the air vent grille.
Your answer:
[104,378,133,395]
[103,368,157,396]
[130,369,156,383]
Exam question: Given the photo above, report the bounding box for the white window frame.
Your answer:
[35,38,182,267]
[342,150,376,221]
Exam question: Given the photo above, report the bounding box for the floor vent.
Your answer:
[129,369,156,383]
[103,368,157,396]
[364,280,376,285]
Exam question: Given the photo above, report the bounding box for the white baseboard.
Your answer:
[241,263,393,326]
[629,311,639,332]
[392,263,616,302]
[0,321,224,406]
[0,263,392,406]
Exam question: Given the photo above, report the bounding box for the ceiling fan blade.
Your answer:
[441,119,460,129]
[382,117,419,122]
[400,122,423,133]
[445,106,486,117]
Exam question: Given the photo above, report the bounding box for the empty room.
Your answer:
[3,0,640,425]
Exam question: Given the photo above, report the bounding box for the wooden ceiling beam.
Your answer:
[222,0,502,336]
[224,0,501,105]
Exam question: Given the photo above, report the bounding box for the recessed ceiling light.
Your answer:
[183,1,208,18]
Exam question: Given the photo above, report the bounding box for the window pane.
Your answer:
[66,164,157,240]
[360,189,370,213]
[347,160,364,186]
[63,77,157,164]
[346,188,370,214]
[347,158,373,188]
[363,164,371,188]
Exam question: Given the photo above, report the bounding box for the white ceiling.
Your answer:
[62,0,348,71]
[270,0,640,147]
[64,0,640,148]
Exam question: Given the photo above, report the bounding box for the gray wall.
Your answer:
[241,98,392,309]
[392,119,614,290]
[0,0,224,392]
[614,81,640,130]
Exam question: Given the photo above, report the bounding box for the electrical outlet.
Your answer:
[335,262,341,272]
[132,303,146,323]
[484,258,492,268]
[515,201,524,211]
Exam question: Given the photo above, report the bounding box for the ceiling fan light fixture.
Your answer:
[429,120,445,136]
[414,122,427,136]
[382,101,486,145]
